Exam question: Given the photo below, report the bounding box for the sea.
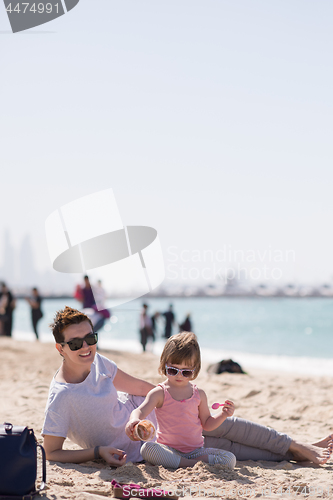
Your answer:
[11,297,333,376]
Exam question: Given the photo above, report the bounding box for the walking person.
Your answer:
[80,275,95,309]
[91,280,110,332]
[26,287,43,340]
[0,282,15,337]
[75,276,109,333]
[0,288,8,336]
[163,304,175,339]
[139,304,154,352]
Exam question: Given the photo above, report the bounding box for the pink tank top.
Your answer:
[155,382,204,453]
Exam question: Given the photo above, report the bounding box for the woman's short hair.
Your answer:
[159,331,201,379]
[50,306,93,343]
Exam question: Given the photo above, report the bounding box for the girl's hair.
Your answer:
[159,331,201,379]
[50,306,93,343]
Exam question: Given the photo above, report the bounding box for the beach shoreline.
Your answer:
[1,337,333,499]
[11,296,333,378]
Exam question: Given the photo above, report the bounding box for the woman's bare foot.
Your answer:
[289,441,332,465]
[312,435,333,448]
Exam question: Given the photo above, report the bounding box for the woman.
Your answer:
[42,306,155,464]
[42,306,332,466]
[0,282,15,337]
[0,289,8,336]
[26,287,43,340]
[139,304,154,352]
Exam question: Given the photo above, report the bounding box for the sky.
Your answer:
[0,0,333,291]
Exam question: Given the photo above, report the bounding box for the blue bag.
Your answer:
[0,423,46,499]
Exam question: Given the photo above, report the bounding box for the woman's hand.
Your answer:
[125,419,141,441]
[222,400,235,417]
[99,446,127,466]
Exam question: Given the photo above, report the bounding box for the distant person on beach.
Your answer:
[0,282,15,337]
[74,276,110,333]
[179,313,192,333]
[0,289,7,336]
[126,332,236,469]
[91,280,110,332]
[42,306,333,467]
[163,303,175,339]
[82,275,95,308]
[139,304,154,352]
[26,287,43,340]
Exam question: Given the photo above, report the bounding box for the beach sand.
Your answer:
[1,337,333,499]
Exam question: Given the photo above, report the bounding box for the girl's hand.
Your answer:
[99,446,127,466]
[125,419,141,441]
[222,400,235,417]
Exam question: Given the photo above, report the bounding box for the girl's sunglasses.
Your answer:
[62,332,98,351]
[165,364,195,378]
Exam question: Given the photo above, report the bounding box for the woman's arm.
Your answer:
[198,389,235,432]
[113,368,155,396]
[43,435,126,466]
[125,386,163,440]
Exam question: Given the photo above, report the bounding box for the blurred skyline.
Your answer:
[1,1,333,290]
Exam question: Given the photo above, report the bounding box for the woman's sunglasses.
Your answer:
[165,364,195,378]
[62,332,98,351]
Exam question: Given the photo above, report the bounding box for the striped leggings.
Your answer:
[141,442,236,469]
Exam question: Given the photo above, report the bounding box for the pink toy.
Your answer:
[211,402,225,410]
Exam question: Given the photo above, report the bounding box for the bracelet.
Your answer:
[94,446,100,460]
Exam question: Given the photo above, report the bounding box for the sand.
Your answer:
[1,337,333,499]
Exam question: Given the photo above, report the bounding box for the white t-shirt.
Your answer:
[42,353,155,462]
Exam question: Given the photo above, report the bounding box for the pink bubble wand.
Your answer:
[211,402,225,410]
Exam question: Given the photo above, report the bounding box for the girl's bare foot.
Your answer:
[289,441,332,465]
[312,435,333,449]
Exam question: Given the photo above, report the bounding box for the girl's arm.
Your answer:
[198,389,235,432]
[43,435,126,466]
[113,368,155,396]
[125,386,164,440]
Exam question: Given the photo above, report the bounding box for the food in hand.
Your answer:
[133,420,156,441]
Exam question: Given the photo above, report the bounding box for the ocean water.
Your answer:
[11,297,333,376]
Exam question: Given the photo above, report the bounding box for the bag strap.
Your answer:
[36,443,47,492]
[0,443,46,500]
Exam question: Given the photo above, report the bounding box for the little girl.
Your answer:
[125,331,236,469]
